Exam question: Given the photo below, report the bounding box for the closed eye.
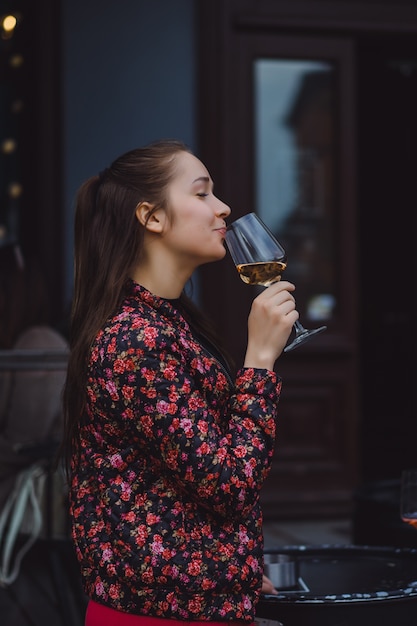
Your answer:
[196,193,209,198]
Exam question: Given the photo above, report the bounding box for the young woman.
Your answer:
[63,140,298,625]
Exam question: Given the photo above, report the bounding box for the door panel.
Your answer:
[254,58,338,326]
[261,353,358,519]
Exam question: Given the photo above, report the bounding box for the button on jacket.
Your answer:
[70,280,282,622]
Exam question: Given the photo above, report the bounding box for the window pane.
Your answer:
[254,59,337,323]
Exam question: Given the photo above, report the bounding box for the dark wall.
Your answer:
[357,33,417,481]
[0,0,62,323]
[61,0,196,307]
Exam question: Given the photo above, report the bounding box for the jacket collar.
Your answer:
[124,278,189,325]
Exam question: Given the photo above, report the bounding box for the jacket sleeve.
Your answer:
[90,325,281,520]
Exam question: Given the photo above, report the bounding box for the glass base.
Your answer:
[284,325,327,353]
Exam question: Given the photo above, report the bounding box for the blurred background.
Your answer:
[1,0,417,623]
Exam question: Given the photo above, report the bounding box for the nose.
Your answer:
[215,197,231,219]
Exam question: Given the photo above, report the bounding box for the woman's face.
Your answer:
[162,151,231,269]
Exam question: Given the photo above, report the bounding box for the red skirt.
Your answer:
[85,600,253,626]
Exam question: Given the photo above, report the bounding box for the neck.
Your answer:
[130,253,193,299]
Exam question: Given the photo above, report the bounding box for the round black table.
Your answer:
[257,545,417,626]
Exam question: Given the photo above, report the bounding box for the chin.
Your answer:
[197,245,228,266]
[214,247,227,261]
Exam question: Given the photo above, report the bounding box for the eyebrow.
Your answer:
[192,176,211,185]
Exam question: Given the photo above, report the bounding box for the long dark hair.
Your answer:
[62,140,230,474]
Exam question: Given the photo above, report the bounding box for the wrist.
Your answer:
[243,349,276,372]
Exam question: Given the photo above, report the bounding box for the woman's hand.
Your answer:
[244,280,298,370]
[262,573,278,595]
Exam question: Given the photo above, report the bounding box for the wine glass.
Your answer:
[225,212,327,352]
[401,469,417,529]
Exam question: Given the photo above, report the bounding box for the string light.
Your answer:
[1,12,23,246]
[2,138,17,154]
[1,14,18,40]
[11,99,24,114]
[9,53,23,68]
[8,182,23,199]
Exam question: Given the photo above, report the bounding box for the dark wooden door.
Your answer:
[196,3,358,519]
[196,0,417,519]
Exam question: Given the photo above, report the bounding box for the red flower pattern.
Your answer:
[70,280,282,621]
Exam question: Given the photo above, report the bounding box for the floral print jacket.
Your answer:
[70,280,282,622]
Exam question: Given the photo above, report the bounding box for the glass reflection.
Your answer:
[254,59,336,323]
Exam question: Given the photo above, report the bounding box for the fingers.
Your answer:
[244,282,299,369]
[266,279,295,292]
[259,280,295,301]
[251,281,298,323]
[261,574,278,595]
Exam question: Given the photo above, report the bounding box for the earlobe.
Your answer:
[135,202,164,233]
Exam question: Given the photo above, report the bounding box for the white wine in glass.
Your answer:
[225,212,327,352]
[401,469,417,530]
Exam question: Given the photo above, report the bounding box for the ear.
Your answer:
[135,202,166,233]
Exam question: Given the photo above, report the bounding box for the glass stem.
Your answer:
[294,320,307,335]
